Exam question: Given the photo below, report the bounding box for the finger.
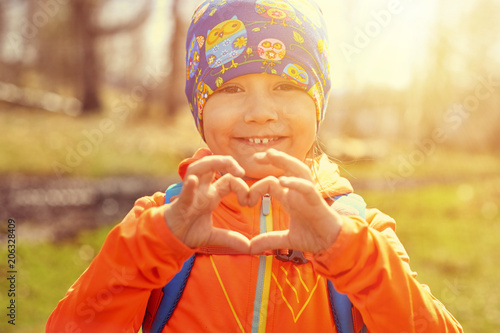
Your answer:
[178,175,217,214]
[207,228,251,254]
[249,230,291,254]
[279,176,322,205]
[174,175,198,208]
[186,155,245,181]
[213,174,250,207]
[254,149,312,180]
[247,176,285,207]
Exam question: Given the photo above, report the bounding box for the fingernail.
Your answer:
[254,152,265,158]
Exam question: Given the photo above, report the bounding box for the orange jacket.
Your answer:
[46,150,462,332]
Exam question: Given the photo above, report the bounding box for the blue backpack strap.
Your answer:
[148,256,195,332]
[328,192,367,333]
[332,192,366,218]
[143,183,197,333]
[164,182,183,204]
[328,280,355,333]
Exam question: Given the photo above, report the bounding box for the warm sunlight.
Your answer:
[319,0,437,90]
[1,1,499,332]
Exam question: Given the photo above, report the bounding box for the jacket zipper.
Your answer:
[251,194,273,333]
[262,194,271,216]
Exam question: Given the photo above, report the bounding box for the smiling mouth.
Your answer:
[246,137,280,144]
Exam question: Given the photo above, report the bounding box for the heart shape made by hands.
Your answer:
[165,176,346,257]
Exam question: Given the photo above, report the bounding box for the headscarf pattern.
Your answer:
[185,0,331,138]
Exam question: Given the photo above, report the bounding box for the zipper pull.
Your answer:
[262,194,271,216]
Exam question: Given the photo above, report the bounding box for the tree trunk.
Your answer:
[0,2,4,51]
[71,0,153,114]
[71,0,101,113]
[81,23,101,112]
[165,0,187,117]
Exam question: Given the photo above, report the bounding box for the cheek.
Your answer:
[287,98,317,155]
[285,98,317,130]
[298,121,317,153]
[202,103,235,152]
[203,115,224,142]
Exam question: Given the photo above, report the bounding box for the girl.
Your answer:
[47,0,463,331]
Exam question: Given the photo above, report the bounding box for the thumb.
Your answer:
[207,228,251,254]
[249,230,290,254]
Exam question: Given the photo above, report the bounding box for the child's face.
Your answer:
[203,73,317,179]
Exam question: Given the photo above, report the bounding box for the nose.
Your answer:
[243,92,279,124]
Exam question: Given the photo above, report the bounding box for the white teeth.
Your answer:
[248,138,276,144]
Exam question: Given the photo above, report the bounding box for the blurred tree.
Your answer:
[33,1,73,91]
[0,1,8,83]
[458,0,500,152]
[0,1,41,87]
[164,0,188,117]
[130,22,151,117]
[410,21,455,140]
[70,0,152,114]
[0,2,4,49]
[328,0,499,154]
[0,1,4,80]
[412,0,500,152]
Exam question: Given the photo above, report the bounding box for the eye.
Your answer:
[216,84,244,94]
[275,82,300,91]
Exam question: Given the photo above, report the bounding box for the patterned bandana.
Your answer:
[185,0,331,138]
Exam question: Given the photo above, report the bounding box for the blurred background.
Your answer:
[0,0,499,331]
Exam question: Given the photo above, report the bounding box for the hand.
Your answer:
[248,149,343,254]
[163,155,251,253]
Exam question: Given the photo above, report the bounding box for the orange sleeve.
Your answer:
[46,192,195,333]
[312,208,463,332]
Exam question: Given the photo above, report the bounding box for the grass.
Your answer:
[359,178,500,332]
[0,226,112,333]
[0,104,204,177]
[1,106,499,331]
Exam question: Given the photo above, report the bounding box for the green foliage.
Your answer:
[360,178,500,332]
[0,107,202,177]
[0,225,113,333]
